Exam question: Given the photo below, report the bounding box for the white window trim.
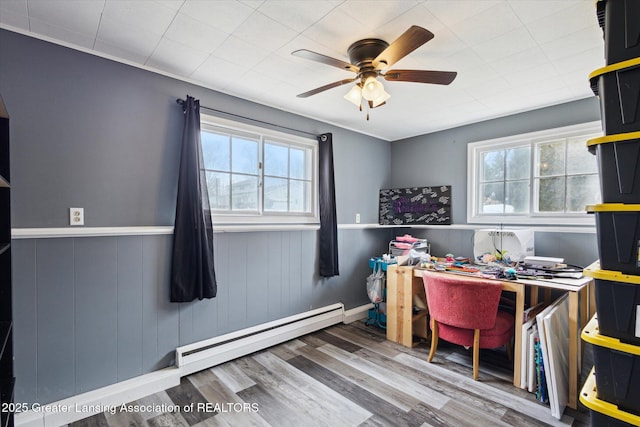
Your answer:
[200,114,319,225]
[467,121,602,226]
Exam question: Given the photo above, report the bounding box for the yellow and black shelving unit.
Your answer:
[581,1,640,425]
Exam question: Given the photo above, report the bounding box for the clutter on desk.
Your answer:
[523,256,566,269]
[389,234,431,266]
[481,263,583,280]
[473,228,535,263]
[415,252,479,273]
[417,249,583,280]
[397,249,432,266]
[389,234,429,255]
[518,258,584,279]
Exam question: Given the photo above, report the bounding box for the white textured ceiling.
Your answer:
[0,0,604,141]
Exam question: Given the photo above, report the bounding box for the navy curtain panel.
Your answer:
[170,96,217,302]
[318,133,339,277]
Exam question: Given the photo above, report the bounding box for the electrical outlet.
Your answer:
[70,207,84,226]
[355,213,361,224]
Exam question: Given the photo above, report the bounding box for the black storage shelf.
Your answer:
[1,93,14,427]
[0,322,10,362]
[0,378,15,427]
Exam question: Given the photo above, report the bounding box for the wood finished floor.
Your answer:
[68,320,591,427]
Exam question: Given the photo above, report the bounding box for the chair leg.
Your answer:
[473,329,480,380]
[428,319,439,363]
[506,340,513,361]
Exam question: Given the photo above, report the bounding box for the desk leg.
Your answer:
[530,286,539,306]
[568,291,579,410]
[579,286,588,328]
[386,266,415,347]
[589,279,596,319]
[584,279,596,378]
[512,284,525,388]
[386,265,399,344]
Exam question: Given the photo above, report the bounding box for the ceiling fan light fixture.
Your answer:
[343,84,362,107]
[361,76,384,101]
[293,26,456,113]
[371,89,390,108]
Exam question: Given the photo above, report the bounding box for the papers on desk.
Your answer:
[520,295,570,420]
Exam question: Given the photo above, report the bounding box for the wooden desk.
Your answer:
[385,264,594,410]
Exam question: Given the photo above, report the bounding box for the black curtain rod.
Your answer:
[176,99,318,138]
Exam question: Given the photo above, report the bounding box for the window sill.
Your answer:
[467,214,596,227]
[213,224,320,232]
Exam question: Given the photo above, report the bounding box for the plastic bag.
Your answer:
[366,263,385,303]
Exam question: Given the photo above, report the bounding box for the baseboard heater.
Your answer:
[175,303,345,377]
[15,303,372,427]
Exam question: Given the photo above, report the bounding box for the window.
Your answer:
[200,115,318,224]
[467,122,602,225]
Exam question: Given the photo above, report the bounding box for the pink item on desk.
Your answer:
[396,234,419,243]
[392,242,413,250]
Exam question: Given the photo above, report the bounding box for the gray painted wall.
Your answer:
[12,229,391,405]
[0,30,388,228]
[0,29,393,404]
[389,98,601,268]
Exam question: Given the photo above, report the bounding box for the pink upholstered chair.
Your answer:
[422,270,514,380]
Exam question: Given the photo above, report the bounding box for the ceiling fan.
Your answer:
[292,26,457,117]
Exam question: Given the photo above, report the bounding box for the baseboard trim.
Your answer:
[343,304,373,323]
[14,303,372,427]
[15,368,179,427]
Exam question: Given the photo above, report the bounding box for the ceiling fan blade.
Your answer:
[292,49,359,73]
[372,26,434,69]
[383,69,457,85]
[296,78,358,98]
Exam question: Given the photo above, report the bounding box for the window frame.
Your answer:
[467,121,602,226]
[200,114,319,225]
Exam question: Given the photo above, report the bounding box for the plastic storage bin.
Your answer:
[588,132,640,203]
[581,315,640,415]
[596,0,640,64]
[587,204,640,275]
[590,58,640,135]
[580,367,640,426]
[584,261,640,345]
